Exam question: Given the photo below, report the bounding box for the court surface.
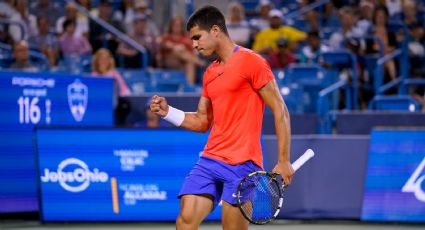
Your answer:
[1,220,424,230]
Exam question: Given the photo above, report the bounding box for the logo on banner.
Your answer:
[402,157,425,202]
[40,158,109,192]
[68,79,88,122]
[113,149,149,171]
[119,184,167,205]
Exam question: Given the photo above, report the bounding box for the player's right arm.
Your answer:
[150,95,213,132]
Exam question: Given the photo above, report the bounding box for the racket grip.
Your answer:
[291,149,314,172]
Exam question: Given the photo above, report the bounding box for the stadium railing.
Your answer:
[374,49,403,94]
[319,49,359,109]
[283,0,330,31]
[374,21,409,95]
[316,80,352,134]
[283,0,329,20]
[72,0,149,69]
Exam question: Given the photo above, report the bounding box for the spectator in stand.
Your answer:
[407,22,425,76]
[398,1,425,76]
[117,13,158,68]
[159,16,205,85]
[371,5,398,81]
[226,2,251,47]
[401,0,424,28]
[252,9,306,56]
[299,30,330,64]
[113,0,135,34]
[55,2,88,38]
[267,37,297,69]
[29,0,62,30]
[9,0,38,42]
[91,48,131,96]
[75,0,91,35]
[59,19,92,56]
[355,0,375,35]
[297,0,319,31]
[10,40,37,71]
[249,0,273,32]
[29,16,59,67]
[0,0,15,45]
[329,7,365,50]
[384,0,402,17]
[132,0,159,36]
[89,0,123,54]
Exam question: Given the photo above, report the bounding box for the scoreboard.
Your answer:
[0,71,113,213]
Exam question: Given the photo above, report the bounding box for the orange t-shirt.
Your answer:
[201,47,274,169]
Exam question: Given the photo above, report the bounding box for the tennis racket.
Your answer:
[236,149,315,225]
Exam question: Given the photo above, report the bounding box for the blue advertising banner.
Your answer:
[0,71,113,213]
[361,129,425,222]
[36,128,222,221]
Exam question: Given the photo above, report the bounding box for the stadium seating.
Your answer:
[57,54,93,74]
[284,63,328,86]
[0,53,13,69]
[121,69,193,94]
[280,82,305,114]
[149,69,188,93]
[283,64,329,112]
[368,95,422,112]
[121,69,151,94]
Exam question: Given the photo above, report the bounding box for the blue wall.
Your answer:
[263,135,370,219]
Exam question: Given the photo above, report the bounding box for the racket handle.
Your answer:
[291,149,315,172]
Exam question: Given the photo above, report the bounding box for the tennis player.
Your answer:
[150,5,293,230]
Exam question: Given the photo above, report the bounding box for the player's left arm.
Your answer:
[259,79,294,185]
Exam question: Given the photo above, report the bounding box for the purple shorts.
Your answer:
[178,156,261,207]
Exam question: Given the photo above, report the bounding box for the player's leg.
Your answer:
[177,157,222,229]
[176,194,214,230]
[219,160,261,230]
[221,201,249,230]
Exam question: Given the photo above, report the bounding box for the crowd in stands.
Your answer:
[0,0,424,112]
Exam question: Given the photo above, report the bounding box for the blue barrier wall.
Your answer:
[124,96,425,136]
[35,128,222,222]
[335,112,425,134]
[33,128,371,221]
[263,135,370,219]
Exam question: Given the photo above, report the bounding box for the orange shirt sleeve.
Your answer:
[243,52,274,91]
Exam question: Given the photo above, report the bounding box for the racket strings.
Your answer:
[239,174,281,224]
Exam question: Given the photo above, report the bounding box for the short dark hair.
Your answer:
[373,4,389,24]
[307,30,320,39]
[63,19,76,31]
[186,5,228,35]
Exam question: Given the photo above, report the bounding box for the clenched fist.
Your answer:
[149,95,169,117]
